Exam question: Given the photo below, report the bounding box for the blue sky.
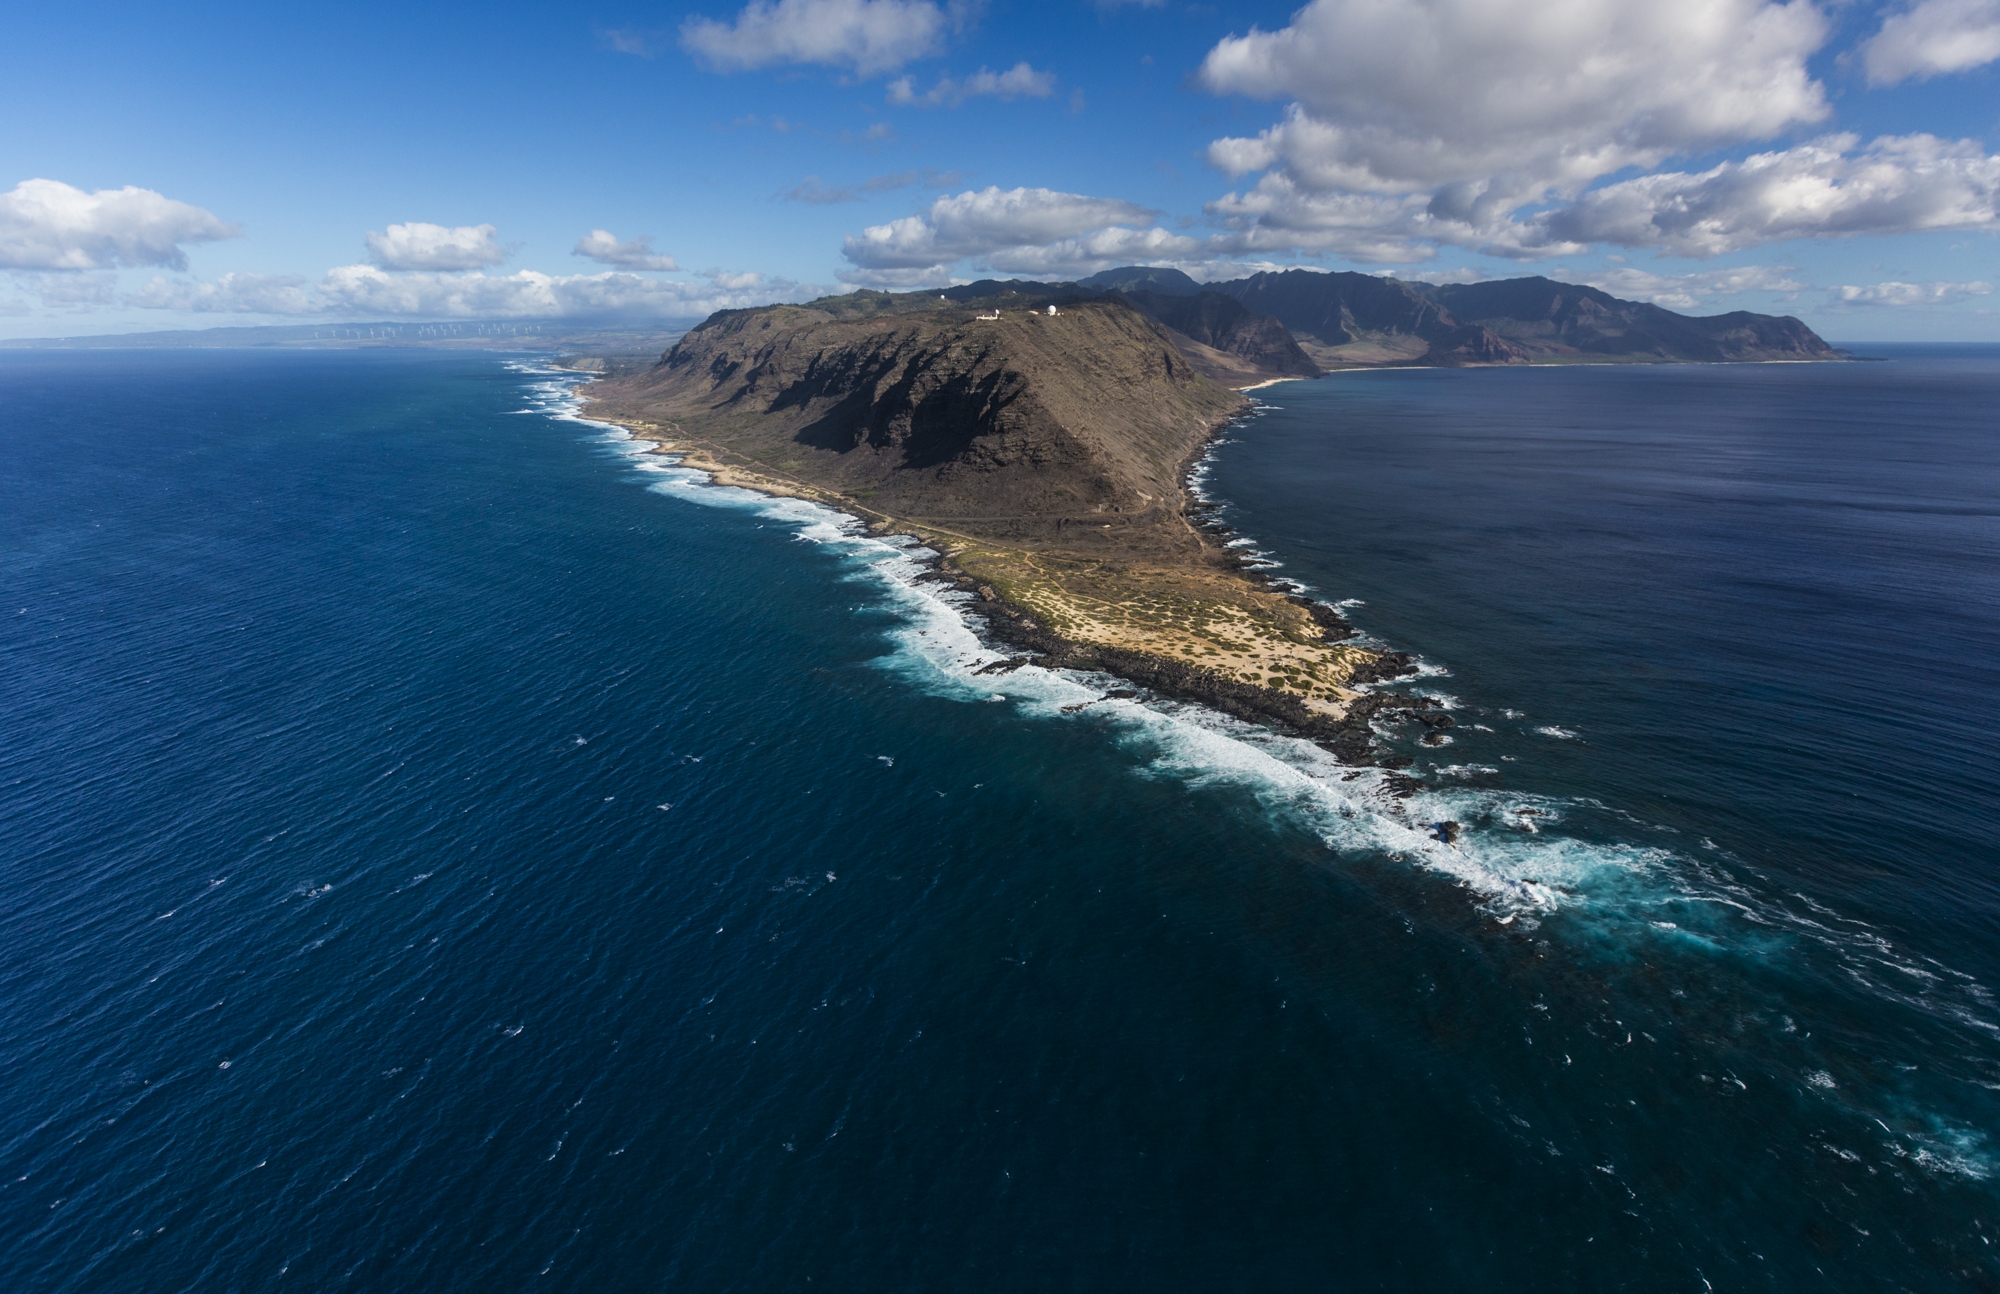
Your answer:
[3,0,1997,340]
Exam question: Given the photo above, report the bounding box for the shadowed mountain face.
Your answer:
[584,287,1410,737]
[1212,270,1458,351]
[1204,269,1835,367]
[1428,277,1836,362]
[577,271,1837,734]
[586,270,1837,546]
[1113,290,1322,383]
[589,296,1245,550]
[1075,266,1205,297]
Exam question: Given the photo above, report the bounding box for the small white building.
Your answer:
[1046,304,1059,316]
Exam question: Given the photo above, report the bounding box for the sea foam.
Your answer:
[523,363,2000,1176]
[525,365,1671,927]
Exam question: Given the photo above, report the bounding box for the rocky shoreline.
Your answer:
[575,290,1460,788]
[922,554,1440,769]
[581,392,1450,788]
[892,426,1448,784]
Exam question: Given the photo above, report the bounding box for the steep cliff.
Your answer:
[1213,269,1457,355]
[1113,289,1321,382]
[581,288,1431,756]
[588,295,1246,550]
[1429,277,1836,361]
[1075,266,1205,296]
[570,272,1837,762]
[1206,268,1835,366]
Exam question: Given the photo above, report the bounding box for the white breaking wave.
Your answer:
[516,365,2000,1178]
[517,363,1667,928]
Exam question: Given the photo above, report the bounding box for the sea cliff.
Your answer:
[585,288,1428,764]
[582,273,1837,766]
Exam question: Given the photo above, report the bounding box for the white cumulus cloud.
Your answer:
[0,178,240,271]
[30,272,121,306]
[1563,265,1808,310]
[681,0,956,75]
[1203,177,1444,262]
[978,227,1204,277]
[842,186,1159,277]
[1828,278,1993,306]
[364,222,509,272]
[1200,0,1828,196]
[317,266,807,317]
[887,62,1056,107]
[1528,134,2000,256]
[114,266,823,320]
[127,272,315,313]
[1196,0,1846,262]
[573,230,678,271]
[1862,0,2000,85]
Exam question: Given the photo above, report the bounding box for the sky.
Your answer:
[2,0,1997,341]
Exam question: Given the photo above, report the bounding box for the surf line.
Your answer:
[517,364,1627,927]
[521,364,2000,1144]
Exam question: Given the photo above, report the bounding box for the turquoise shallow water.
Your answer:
[2,347,1997,1291]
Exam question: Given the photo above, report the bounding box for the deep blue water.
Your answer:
[3,347,1997,1291]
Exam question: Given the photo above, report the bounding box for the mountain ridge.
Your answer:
[836,267,1837,373]
[583,289,1418,758]
[1199,268,1836,368]
[576,271,1837,767]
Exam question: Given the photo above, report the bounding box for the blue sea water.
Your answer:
[2,346,1997,1291]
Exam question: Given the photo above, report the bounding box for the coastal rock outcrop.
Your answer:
[592,294,1244,550]
[586,287,1400,763]
[578,268,1838,775]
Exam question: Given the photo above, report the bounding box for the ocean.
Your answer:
[2,346,1996,1291]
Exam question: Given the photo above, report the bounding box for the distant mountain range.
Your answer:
[1075,266,1836,371]
[2,267,1834,381]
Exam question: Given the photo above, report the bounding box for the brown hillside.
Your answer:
[589,297,1247,552]
[582,293,1402,740]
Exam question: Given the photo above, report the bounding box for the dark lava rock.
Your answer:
[1381,773,1426,798]
[1430,820,1461,845]
[1294,597,1359,642]
[1347,651,1419,684]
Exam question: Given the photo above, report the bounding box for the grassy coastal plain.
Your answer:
[581,291,1401,744]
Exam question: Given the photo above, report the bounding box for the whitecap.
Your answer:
[518,364,2000,1058]
[518,372,1696,925]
